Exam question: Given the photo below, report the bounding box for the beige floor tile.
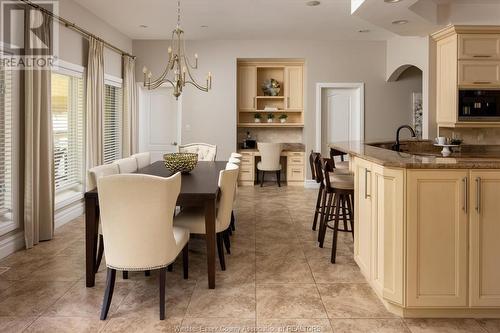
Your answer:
[102,316,182,332]
[317,283,394,319]
[307,257,366,284]
[257,318,332,333]
[478,319,500,333]
[404,319,487,333]
[256,284,327,319]
[24,316,106,333]
[185,282,255,319]
[0,316,36,333]
[256,255,314,284]
[255,239,305,258]
[181,318,256,332]
[0,280,75,316]
[330,319,410,333]
[25,255,85,282]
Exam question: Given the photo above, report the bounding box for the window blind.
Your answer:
[103,84,122,164]
[0,65,12,217]
[51,73,85,194]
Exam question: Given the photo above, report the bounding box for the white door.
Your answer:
[322,87,362,155]
[139,86,180,162]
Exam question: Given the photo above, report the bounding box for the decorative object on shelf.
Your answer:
[412,92,423,139]
[264,106,278,111]
[279,114,288,123]
[254,113,262,123]
[142,0,211,99]
[433,143,460,157]
[261,78,281,96]
[267,113,275,123]
[163,153,198,173]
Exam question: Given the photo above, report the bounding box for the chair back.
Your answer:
[319,157,335,190]
[230,152,242,159]
[97,173,182,270]
[257,142,282,171]
[132,152,151,169]
[330,148,347,168]
[216,163,239,231]
[114,157,138,173]
[309,151,321,182]
[87,164,119,190]
[178,143,217,161]
[228,157,241,165]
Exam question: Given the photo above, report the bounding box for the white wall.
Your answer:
[134,39,425,162]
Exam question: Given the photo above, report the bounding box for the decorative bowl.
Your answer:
[163,153,198,174]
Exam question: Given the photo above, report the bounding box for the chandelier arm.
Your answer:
[185,80,209,92]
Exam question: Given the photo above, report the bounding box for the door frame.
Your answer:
[137,83,182,155]
[315,82,365,152]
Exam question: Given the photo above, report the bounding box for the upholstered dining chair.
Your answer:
[230,152,242,159]
[174,163,239,271]
[257,142,283,187]
[132,152,151,169]
[227,156,241,233]
[113,157,138,173]
[178,143,217,161]
[97,173,189,320]
[87,163,120,272]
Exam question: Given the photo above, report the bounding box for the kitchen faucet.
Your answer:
[392,125,416,152]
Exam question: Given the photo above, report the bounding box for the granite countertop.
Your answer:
[329,141,500,169]
[239,143,305,153]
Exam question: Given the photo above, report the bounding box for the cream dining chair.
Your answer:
[97,173,189,320]
[257,142,283,187]
[113,157,138,173]
[178,143,217,161]
[174,163,239,271]
[132,152,151,169]
[87,163,120,272]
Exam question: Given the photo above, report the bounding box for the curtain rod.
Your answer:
[18,0,136,59]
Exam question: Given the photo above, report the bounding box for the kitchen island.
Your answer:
[330,140,500,318]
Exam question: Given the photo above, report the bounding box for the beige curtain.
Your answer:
[24,11,54,248]
[122,55,138,157]
[86,37,105,169]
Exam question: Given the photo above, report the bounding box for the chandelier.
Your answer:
[142,0,211,99]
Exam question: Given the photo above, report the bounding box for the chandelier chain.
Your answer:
[177,0,181,28]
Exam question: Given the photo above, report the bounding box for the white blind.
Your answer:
[0,65,12,217]
[52,72,85,193]
[103,84,122,164]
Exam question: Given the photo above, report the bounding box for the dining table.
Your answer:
[84,160,226,289]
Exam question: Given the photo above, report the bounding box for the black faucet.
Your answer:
[392,125,416,152]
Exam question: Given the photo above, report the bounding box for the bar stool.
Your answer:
[317,158,355,264]
[330,148,350,171]
[309,151,323,231]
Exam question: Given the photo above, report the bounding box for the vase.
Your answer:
[254,118,260,123]
[267,119,273,123]
[280,119,286,123]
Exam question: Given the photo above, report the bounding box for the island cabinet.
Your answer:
[351,156,500,317]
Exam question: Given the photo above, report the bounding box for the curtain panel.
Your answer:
[23,11,54,248]
[122,55,138,157]
[85,37,105,171]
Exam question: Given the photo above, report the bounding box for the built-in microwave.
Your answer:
[459,89,500,121]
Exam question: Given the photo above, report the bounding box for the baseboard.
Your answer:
[54,200,84,229]
[304,180,320,188]
[0,232,25,260]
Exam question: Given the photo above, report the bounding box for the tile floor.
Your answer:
[0,186,499,332]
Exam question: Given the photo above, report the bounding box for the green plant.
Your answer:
[267,113,275,119]
[254,113,262,119]
[279,114,288,120]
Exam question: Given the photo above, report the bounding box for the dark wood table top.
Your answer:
[85,160,226,203]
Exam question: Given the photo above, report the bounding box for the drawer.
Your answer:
[288,152,304,157]
[238,166,254,181]
[459,34,500,60]
[287,166,304,181]
[288,155,304,165]
[239,153,254,166]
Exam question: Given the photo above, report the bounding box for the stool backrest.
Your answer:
[309,151,321,182]
[319,157,335,190]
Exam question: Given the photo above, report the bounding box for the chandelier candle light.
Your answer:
[142,0,212,99]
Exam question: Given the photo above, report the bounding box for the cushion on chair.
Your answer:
[335,160,350,170]
[178,143,217,161]
[257,161,281,172]
[328,173,354,190]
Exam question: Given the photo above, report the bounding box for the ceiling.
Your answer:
[71,0,395,41]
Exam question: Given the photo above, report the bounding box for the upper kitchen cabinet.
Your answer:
[284,66,303,110]
[237,65,257,111]
[459,34,500,60]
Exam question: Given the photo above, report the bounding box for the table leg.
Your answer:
[85,195,98,287]
[205,199,217,289]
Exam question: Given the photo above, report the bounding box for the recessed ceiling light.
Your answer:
[139,24,148,28]
[392,19,408,25]
[358,29,370,33]
[384,0,402,3]
[200,25,209,28]
[306,1,321,6]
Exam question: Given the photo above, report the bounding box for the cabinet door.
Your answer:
[238,66,257,111]
[459,34,500,60]
[459,61,500,87]
[470,171,500,307]
[284,66,303,110]
[371,164,405,305]
[353,157,372,278]
[436,35,458,125]
[407,170,469,307]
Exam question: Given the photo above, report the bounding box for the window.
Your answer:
[0,64,13,224]
[51,72,85,200]
[103,83,123,164]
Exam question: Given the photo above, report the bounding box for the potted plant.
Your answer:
[267,113,275,123]
[254,113,262,123]
[279,114,288,123]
